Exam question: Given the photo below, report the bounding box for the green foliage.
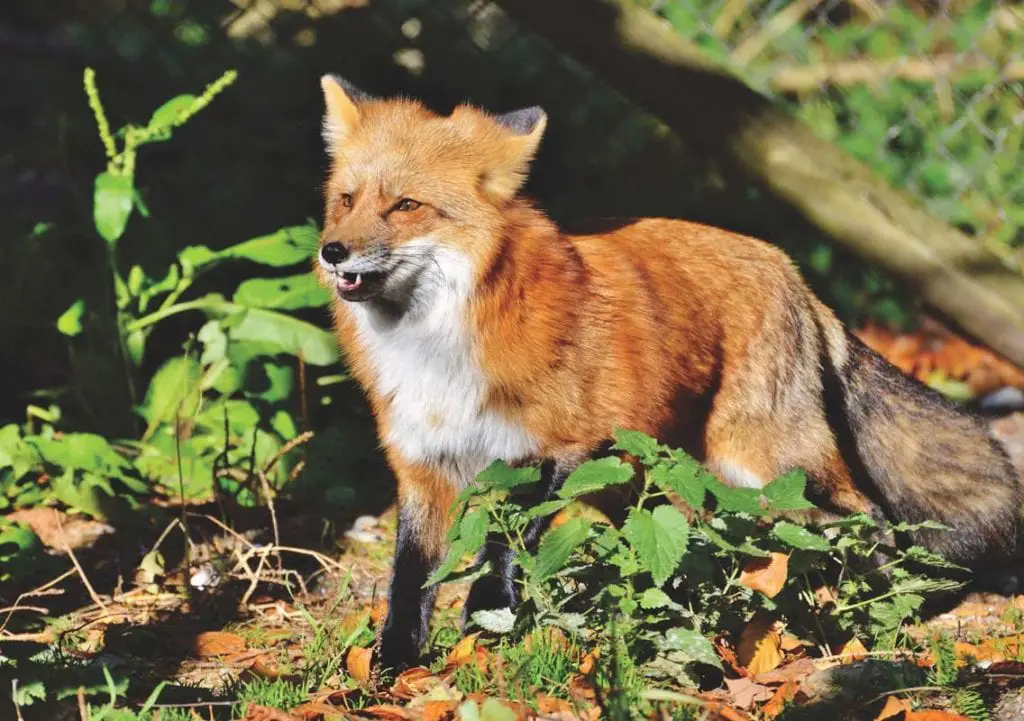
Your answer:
[434,429,966,709]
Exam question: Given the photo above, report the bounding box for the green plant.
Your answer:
[432,429,965,712]
[927,633,991,721]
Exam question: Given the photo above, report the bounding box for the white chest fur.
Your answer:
[350,245,539,487]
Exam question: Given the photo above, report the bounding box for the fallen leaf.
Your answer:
[761,679,799,718]
[579,648,600,675]
[724,677,774,710]
[536,695,600,721]
[194,631,246,658]
[780,634,810,652]
[737,614,783,675]
[370,600,388,625]
[876,696,912,720]
[356,705,413,720]
[738,553,789,598]
[420,700,458,721]
[568,674,597,703]
[836,638,869,664]
[391,666,438,699]
[347,645,373,684]
[814,585,838,606]
[291,701,349,720]
[242,705,302,721]
[445,633,481,668]
[753,657,817,685]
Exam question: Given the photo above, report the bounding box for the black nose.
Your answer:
[320,242,349,265]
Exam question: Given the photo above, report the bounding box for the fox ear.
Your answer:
[320,75,372,151]
[485,106,547,201]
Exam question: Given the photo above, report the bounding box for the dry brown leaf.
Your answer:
[876,696,912,720]
[370,600,388,626]
[445,633,481,668]
[536,695,600,721]
[356,705,413,720]
[420,700,458,721]
[194,631,246,658]
[724,677,774,710]
[715,638,747,677]
[814,585,838,606]
[346,645,373,684]
[390,666,438,699]
[761,679,799,718]
[568,674,597,703]
[242,705,302,721]
[738,553,789,598]
[753,657,816,686]
[837,637,869,664]
[737,614,783,675]
[291,701,349,720]
[524,627,569,654]
[579,648,600,675]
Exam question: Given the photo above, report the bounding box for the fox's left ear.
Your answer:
[486,106,547,201]
[320,75,373,152]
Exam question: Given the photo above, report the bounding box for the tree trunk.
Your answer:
[494,0,1024,367]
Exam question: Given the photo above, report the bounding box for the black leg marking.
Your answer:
[463,457,580,628]
[376,508,440,675]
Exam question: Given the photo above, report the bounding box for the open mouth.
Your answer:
[336,270,388,301]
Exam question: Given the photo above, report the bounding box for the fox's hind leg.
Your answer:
[462,456,581,630]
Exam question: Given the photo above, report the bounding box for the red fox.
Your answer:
[314,76,1022,672]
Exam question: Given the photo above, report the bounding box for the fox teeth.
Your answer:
[355,274,361,285]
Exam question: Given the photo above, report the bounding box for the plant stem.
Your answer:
[126,298,231,333]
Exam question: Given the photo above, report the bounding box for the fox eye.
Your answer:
[339,193,353,208]
[394,198,421,212]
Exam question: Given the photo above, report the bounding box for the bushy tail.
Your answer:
[834,332,1022,567]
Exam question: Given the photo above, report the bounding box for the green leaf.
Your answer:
[149,94,196,128]
[763,469,815,511]
[0,425,40,478]
[623,505,689,586]
[558,457,634,499]
[224,308,339,366]
[29,433,131,477]
[523,498,571,520]
[639,587,674,609]
[649,457,707,509]
[138,356,202,426]
[772,521,831,551]
[534,518,591,580]
[705,477,766,515]
[233,273,331,310]
[57,299,86,337]
[93,171,134,245]
[0,521,42,582]
[178,245,219,272]
[476,461,540,490]
[612,428,660,460]
[218,226,319,266]
[459,507,489,556]
[125,328,146,366]
[661,628,723,670]
[425,539,471,587]
[11,678,46,707]
[248,362,294,402]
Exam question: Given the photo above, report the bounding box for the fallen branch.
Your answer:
[768,53,1024,92]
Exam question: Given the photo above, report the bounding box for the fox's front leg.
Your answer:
[376,460,454,675]
[463,457,581,627]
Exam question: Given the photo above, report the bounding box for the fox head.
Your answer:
[316,75,546,306]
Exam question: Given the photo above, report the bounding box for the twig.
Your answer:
[256,471,281,550]
[77,687,88,721]
[768,54,1024,93]
[54,510,106,610]
[1,630,56,643]
[711,0,749,41]
[861,685,945,707]
[262,430,314,477]
[190,513,256,550]
[0,605,50,617]
[731,0,825,67]
[0,569,75,633]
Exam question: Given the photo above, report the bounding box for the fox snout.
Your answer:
[319,240,393,301]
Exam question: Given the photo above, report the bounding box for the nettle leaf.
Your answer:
[624,505,689,586]
[233,273,330,310]
[219,226,319,266]
[772,521,831,552]
[178,245,219,272]
[471,607,516,634]
[649,457,707,509]
[661,627,723,670]
[459,507,489,555]
[477,461,540,491]
[524,498,571,520]
[11,678,46,707]
[30,433,131,477]
[0,424,40,478]
[639,587,675,610]
[762,469,815,511]
[149,93,196,128]
[94,172,135,245]
[534,517,591,580]
[224,308,339,366]
[0,521,42,581]
[558,457,634,499]
[705,477,766,515]
[139,356,202,426]
[57,298,86,337]
[612,428,660,460]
